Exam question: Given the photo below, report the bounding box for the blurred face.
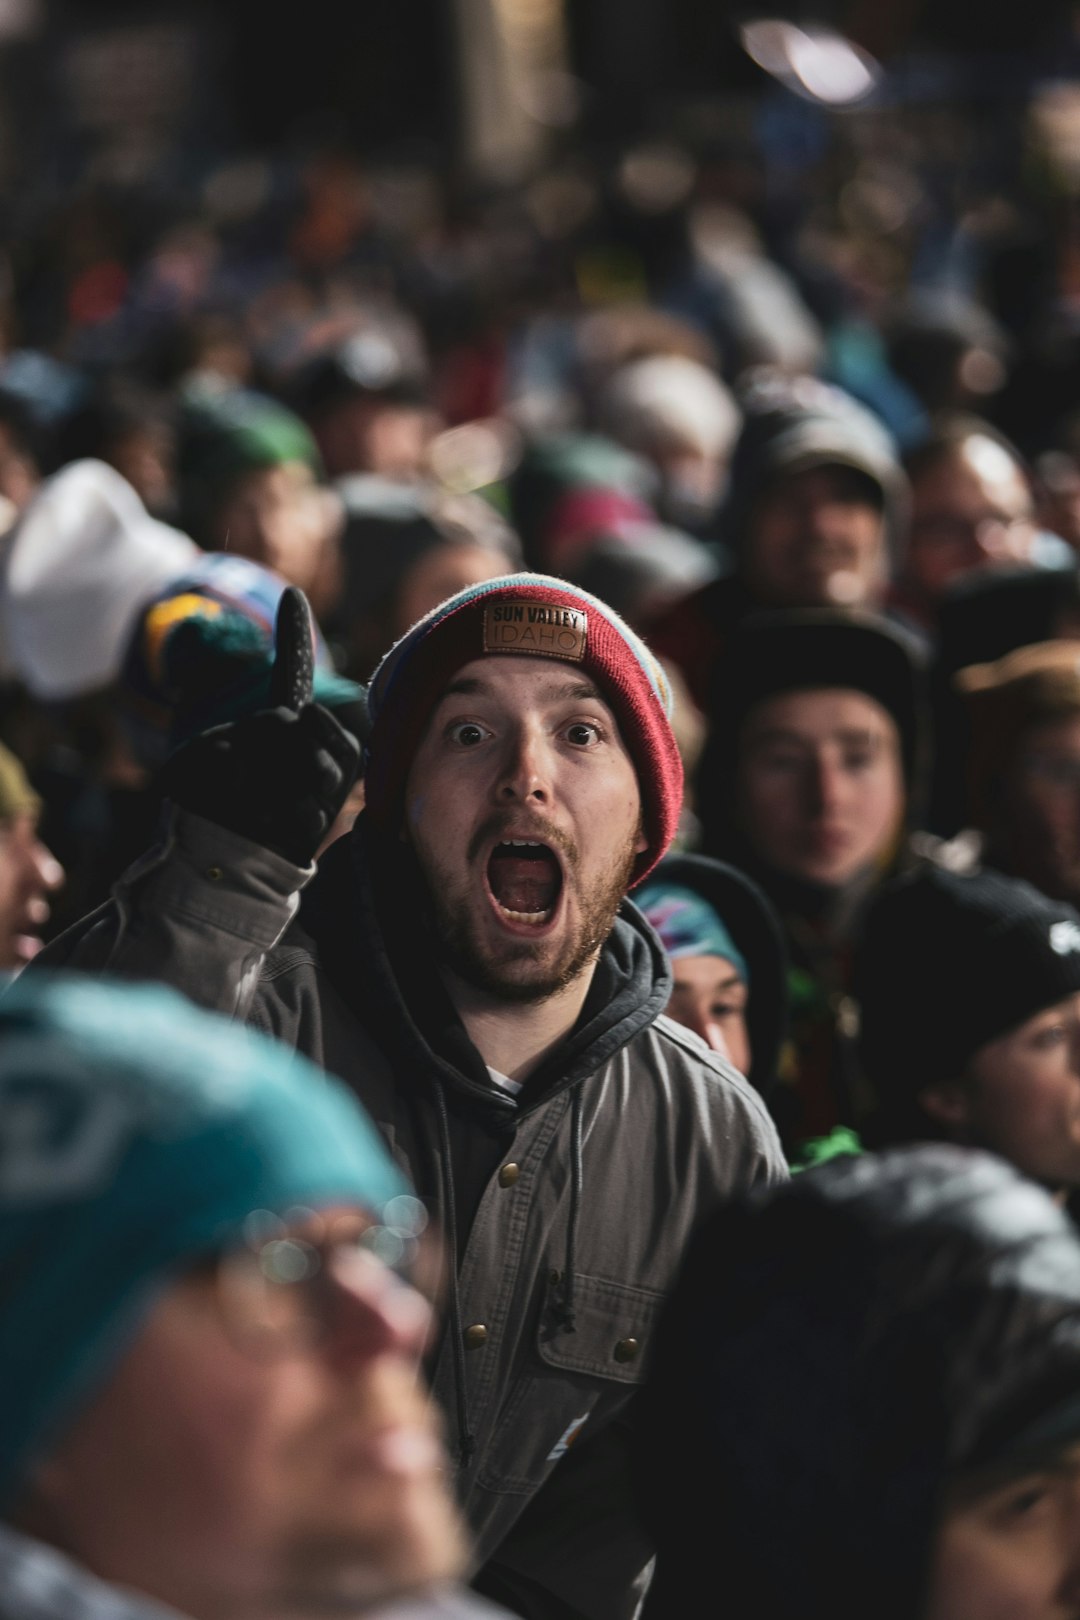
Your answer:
[405,657,646,1002]
[744,464,889,609]
[666,954,750,1073]
[394,546,508,641]
[925,1444,1080,1620]
[29,1209,466,1620]
[211,463,334,596]
[0,812,64,969]
[736,690,904,887]
[924,994,1080,1191]
[995,715,1080,907]
[107,426,174,517]
[907,437,1036,606]
[315,398,432,481]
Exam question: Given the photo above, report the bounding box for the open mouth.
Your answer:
[486,839,563,927]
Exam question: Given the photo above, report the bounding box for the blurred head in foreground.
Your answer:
[636,1145,1080,1620]
[0,974,467,1618]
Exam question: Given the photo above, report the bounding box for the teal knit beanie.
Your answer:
[0,974,409,1506]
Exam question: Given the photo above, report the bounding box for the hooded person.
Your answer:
[633,852,788,1099]
[0,971,515,1620]
[646,370,909,708]
[34,574,786,1620]
[856,861,1080,1195]
[634,1144,1080,1620]
[695,607,929,1150]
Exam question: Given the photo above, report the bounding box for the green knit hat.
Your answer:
[0,742,39,821]
[178,386,321,538]
[0,973,410,1506]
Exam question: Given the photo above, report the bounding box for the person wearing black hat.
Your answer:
[695,607,929,1149]
[647,370,908,709]
[857,862,1080,1194]
[634,1144,1080,1620]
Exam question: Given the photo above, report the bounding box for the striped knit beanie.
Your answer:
[365,572,683,885]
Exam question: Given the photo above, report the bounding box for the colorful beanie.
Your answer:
[0,972,410,1506]
[365,573,683,884]
[635,881,749,981]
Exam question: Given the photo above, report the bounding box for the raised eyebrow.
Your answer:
[714,972,746,994]
[745,727,808,749]
[437,677,607,705]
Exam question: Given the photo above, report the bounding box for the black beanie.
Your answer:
[634,1145,1080,1620]
[721,370,906,556]
[857,863,1080,1104]
[696,609,928,860]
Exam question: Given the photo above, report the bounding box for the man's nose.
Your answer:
[495,728,553,804]
[321,1249,432,1372]
[806,754,845,817]
[28,837,63,894]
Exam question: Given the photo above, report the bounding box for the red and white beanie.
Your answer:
[364,572,683,885]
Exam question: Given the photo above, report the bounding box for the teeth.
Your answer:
[502,839,544,848]
[496,902,553,924]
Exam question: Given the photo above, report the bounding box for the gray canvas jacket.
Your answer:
[37,807,788,1620]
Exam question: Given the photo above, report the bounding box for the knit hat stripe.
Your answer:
[371,572,673,716]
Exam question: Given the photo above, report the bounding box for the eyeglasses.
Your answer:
[212,1198,442,1357]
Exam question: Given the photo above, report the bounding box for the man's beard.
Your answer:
[418,816,641,1005]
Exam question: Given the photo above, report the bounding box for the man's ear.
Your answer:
[918,1080,971,1133]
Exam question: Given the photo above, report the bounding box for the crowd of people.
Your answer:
[6,16,1080,1618]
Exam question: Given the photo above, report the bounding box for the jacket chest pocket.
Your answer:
[475,1271,663,1497]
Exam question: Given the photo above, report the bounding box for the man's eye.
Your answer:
[841,750,875,772]
[565,721,601,747]
[998,1482,1052,1521]
[448,722,489,747]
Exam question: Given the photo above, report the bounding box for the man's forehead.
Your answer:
[432,656,609,708]
[743,686,897,739]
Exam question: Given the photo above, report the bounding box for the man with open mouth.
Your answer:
[37,574,786,1620]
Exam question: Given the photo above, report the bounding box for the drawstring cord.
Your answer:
[557,1087,584,1333]
[434,1083,476,1465]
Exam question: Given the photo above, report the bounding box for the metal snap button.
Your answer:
[613,1337,640,1364]
[498,1162,520,1188]
[464,1323,488,1350]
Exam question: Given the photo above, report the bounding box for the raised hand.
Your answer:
[159,588,362,865]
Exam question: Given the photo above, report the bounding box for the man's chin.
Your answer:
[274,1503,468,1614]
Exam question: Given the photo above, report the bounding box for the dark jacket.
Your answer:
[36,807,787,1620]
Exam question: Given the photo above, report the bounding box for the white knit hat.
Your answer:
[0,460,198,699]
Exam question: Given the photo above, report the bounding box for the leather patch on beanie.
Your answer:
[482,601,587,661]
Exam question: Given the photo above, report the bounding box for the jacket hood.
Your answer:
[635,1144,1080,1620]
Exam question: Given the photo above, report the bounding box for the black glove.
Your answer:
[159,588,361,865]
